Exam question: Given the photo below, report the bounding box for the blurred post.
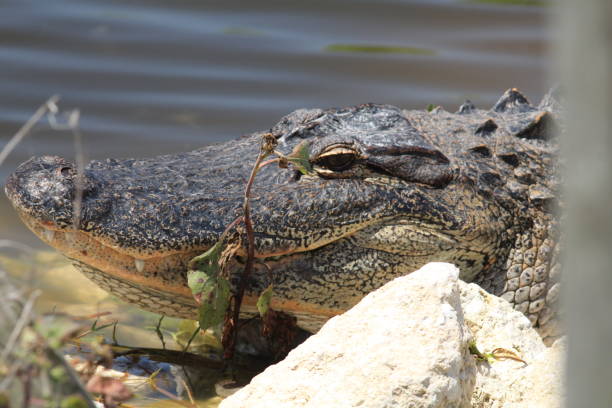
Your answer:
[558,0,612,406]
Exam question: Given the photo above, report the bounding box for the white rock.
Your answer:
[461,283,564,408]
[471,338,565,408]
[461,283,546,361]
[220,263,476,408]
[220,262,564,408]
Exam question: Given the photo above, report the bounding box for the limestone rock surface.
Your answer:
[220,263,475,408]
[220,263,564,408]
[462,283,565,408]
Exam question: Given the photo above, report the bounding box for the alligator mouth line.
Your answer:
[16,209,201,300]
[15,209,345,324]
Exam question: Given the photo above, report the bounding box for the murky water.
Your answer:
[0,0,551,404]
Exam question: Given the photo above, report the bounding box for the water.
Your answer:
[0,0,551,403]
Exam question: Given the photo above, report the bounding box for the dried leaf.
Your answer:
[491,347,527,364]
[219,238,241,271]
[261,132,278,154]
[86,374,133,407]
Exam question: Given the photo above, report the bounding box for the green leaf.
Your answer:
[256,285,274,318]
[188,241,225,302]
[468,340,495,363]
[49,365,69,384]
[173,320,222,351]
[426,103,436,112]
[189,241,223,274]
[187,270,216,299]
[197,276,231,332]
[60,396,88,408]
[188,241,232,332]
[286,140,312,175]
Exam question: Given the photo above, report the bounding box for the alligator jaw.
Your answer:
[12,206,198,300]
[14,205,345,330]
[8,186,350,329]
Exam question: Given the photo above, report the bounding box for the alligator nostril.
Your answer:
[59,167,72,177]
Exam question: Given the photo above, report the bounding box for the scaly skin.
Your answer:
[5,88,561,339]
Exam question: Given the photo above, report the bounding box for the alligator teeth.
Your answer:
[135,259,145,273]
[42,229,55,241]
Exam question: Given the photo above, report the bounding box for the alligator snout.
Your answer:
[5,155,106,229]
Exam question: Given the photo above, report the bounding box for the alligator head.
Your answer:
[5,89,560,334]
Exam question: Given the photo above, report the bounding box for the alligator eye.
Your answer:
[315,148,358,172]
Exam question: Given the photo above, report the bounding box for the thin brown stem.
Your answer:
[221,216,244,242]
[257,157,280,169]
[225,148,269,360]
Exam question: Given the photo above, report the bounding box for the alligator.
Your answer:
[5,88,561,342]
